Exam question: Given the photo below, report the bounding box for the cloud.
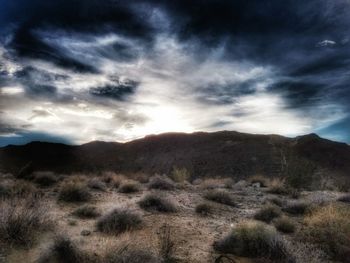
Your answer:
[0,0,350,144]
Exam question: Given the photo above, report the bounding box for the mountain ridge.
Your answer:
[1,131,349,179]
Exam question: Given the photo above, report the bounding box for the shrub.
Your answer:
[11,180,38,198]
[267,185,289,195]
[118,182,140,193]
[87,178,106,191]
[58,183,91,203]
[254,205,281,223]
[159,224,176,263]
[195,203,213,216]
[138,194,177,213]
[303,204,350,262]
[33,172,58,187]
[148,176,175,190]
[338,194,350,203]
[72,205,100,219]
[248,175,268,187]
[37,236,91,263]
[204,190,236,207]
[274,217,296,234]
[103,246,160,263]
[16,162,34,179]
[283,201,309,215]
[0,197,52,247]
[96,209,142,235]
[213,221,293,261]
[170,167,190,183]
[0,183,11,198]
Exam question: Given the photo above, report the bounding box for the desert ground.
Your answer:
[0,171,349,263]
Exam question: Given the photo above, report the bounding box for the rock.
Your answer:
[252,182,261,188]
[81,230,91,236]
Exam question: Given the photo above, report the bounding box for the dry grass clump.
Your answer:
[58,182,91,203]
[170,167,190,183]
[88,178,106,191]
[248,174,268,187]
[96,209,142,235]
[200,178,229,190]
[0,196,52,247]
[338,194,350,203]
[269,197,284,207]
[282,201,309,215]
[213,221,293,261]
[72,205,101,219]
[103,246,160,263]
[0,183,12,198]
[10,180,38,198]
[303,204,350,262]
[254,205,281,223]
[274,217,296,234]
[33,171,58,187]
[148,176,175,190]
[195,203,213,216]
[118,182,140,193]
[159,224,176,263]
[130,173,150,184]
[267,179,288,195]
[37,235,93,263]
[138,194,177,213]
[204,190,236,207]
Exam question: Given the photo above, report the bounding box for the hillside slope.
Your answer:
[0,131,349,178]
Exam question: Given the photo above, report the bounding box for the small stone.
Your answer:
[81,230,91,236]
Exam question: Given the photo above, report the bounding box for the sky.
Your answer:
[0,0,349,146]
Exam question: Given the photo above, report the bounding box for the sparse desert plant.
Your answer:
[72,205,100,219]
[58,183,91,203]
[200,178,227,190]
[37,235,91,263]
[254,205,281,223]
[267,179,288,195]
[170,166,190,183]
[103,246,160,263]
[303,204,350,262]
[96,209,142,235]
[0,196,52,247]
[274,217,295,234]
[131,173,150,184]
[33,171,58,187]
[0,183,11,198]
[283,201,309,215]
[204,190,236,207]
[11,180,38,198]
[88,178,106,191]
[139,194,177,213]
[118,182,140,193]
[149,176,175,190]
[213,221,293,261]
[195,203,213,216]
[16,161,34,179]
[159,224,176,263]
[338,194,350,203]
[248,175,268,187]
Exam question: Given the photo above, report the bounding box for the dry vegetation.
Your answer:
[0,171,349,263]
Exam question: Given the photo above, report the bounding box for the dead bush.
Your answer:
[118,182,140,193]
[170,167,190,183]
[58,183,91,203]
[148,176,175,190]
[204,190,236,207]
[72,205,100,219]
[33,171,58,187]
[213,221,293,262]
[96,209,142,235]
[254,205,281,223]
[159,224,176,263]
[0,196,52,247]
[274,217,295,234]
[195,203,213,216]
[139,194,177,213]
[282,201,310,215]
[303,204,350,262]
[88,178,106,191]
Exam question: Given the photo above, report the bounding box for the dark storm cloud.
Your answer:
[90,79,138,101]
[0,0,349,144]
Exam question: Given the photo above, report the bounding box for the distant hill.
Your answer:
[0,131,349,179]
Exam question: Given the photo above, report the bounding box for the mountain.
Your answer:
[0,131,349,179]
